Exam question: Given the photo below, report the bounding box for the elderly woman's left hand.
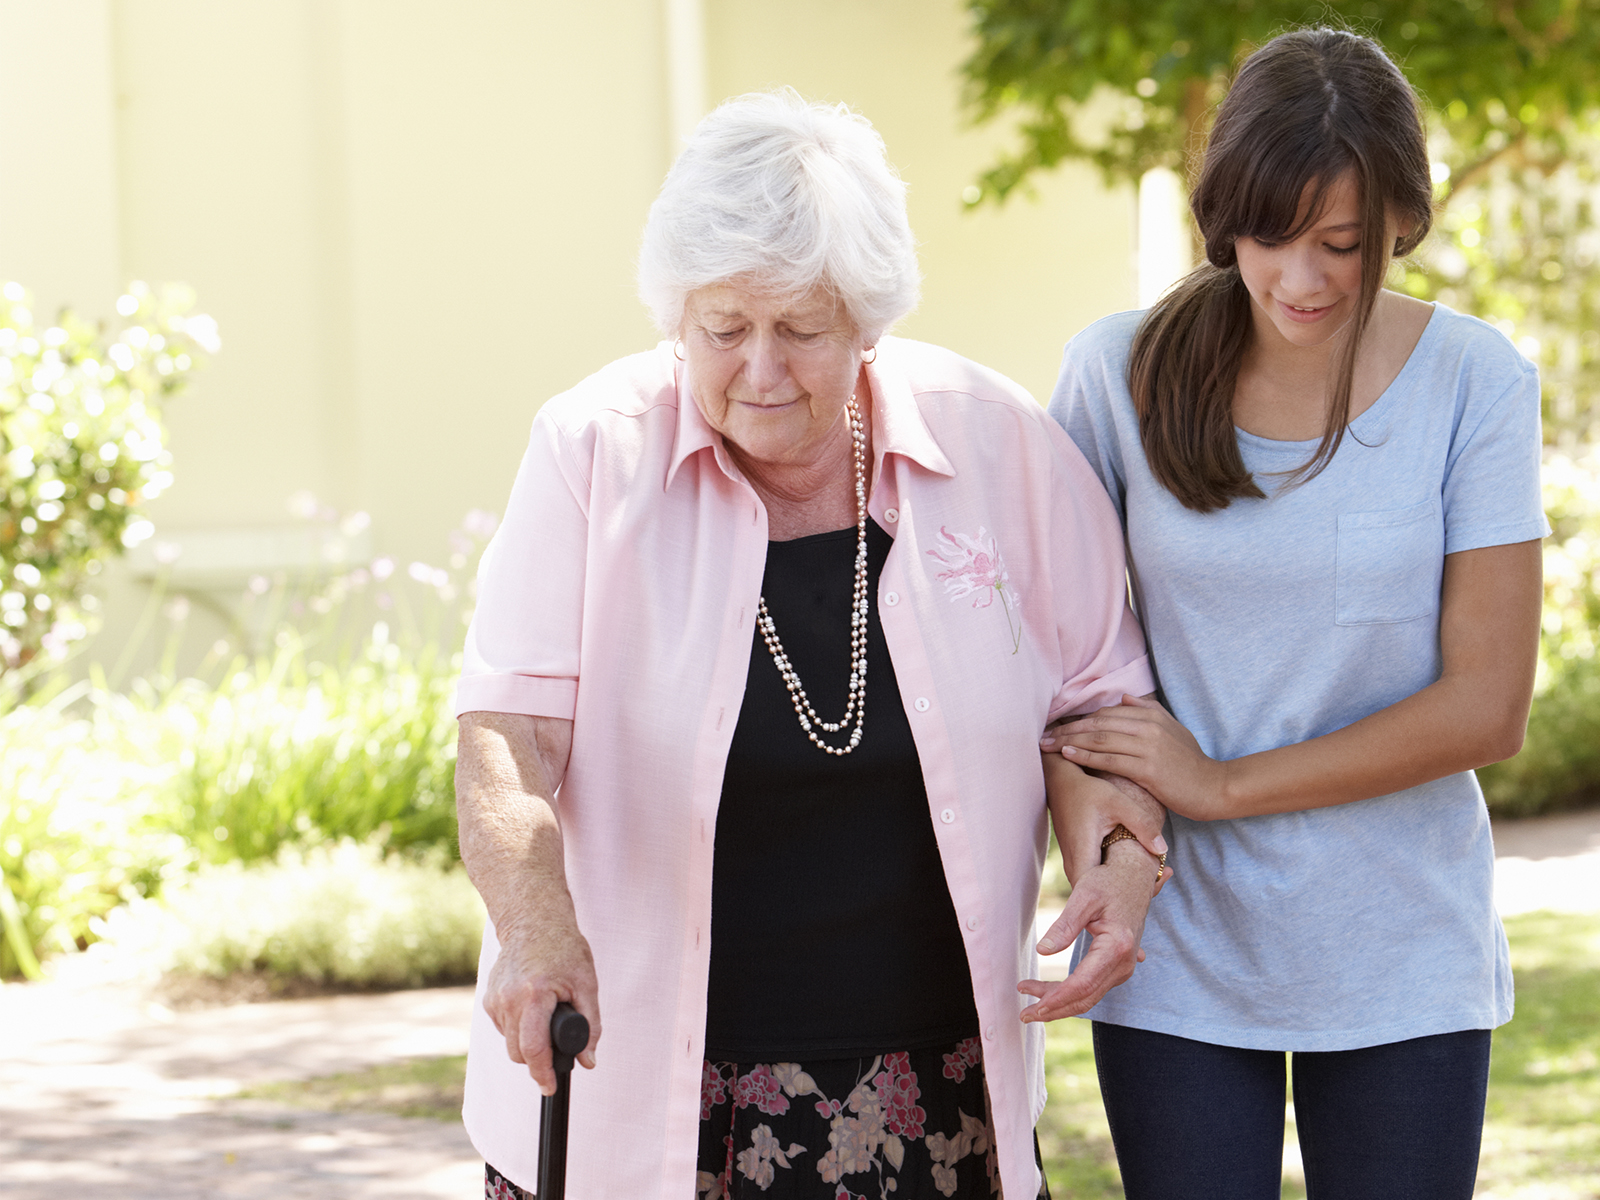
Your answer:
[1049,693,1228,821]
[1017,839,1165,1022]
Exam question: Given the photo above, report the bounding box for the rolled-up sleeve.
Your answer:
[454,409,590,720]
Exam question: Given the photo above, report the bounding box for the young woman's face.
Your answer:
[1234,171,1384,351]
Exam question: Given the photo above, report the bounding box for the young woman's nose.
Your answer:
[1280,245,1328,298]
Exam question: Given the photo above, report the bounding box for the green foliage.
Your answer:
[0,690,193,979]
[94,840,485,989]
[0,510,488,979]
[1479,451,1600,815]
[149,627,460,865]
[0,281,216,673]
[962,0,1600,202]
[1393,119,1600,447]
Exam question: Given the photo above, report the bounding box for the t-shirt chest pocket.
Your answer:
[1334,501,1445,625]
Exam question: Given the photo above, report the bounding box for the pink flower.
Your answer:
[732,1063,791,1116]
[874,1052,926,1138]
[927,526,1016,609]
[942,1036,982,1082]
[700,1062,730,1120]
[926,526,1022,653]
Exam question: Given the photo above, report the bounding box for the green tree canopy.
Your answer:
[963,0,1600,202]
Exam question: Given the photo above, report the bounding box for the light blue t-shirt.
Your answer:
[1049,303,1549,1051]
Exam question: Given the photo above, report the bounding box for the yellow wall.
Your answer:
[0,0,1134,671]
[704,0,1134,403]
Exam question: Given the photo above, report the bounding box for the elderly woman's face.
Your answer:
[680,284,867,471]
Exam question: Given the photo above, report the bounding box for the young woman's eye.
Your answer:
[1327,243,1361,256]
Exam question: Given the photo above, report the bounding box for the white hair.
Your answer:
[637,89,920,344]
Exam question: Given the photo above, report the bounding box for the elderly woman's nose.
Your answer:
[744,335,790,394]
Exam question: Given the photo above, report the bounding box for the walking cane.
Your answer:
[536,1002,590,1200]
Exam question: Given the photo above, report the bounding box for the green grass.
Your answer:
[239,1055,468,1121]
[1477,912,1600,1199]
[239,913,1600,1198]
[1032,910,1600,1199]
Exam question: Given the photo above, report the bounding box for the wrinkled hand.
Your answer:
[1039,750,1168,884]
[481,917,601,1096]
[1018,844,1167,1023]
[1048,694,1226,821]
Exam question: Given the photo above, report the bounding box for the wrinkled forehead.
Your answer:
[686,279,849,325]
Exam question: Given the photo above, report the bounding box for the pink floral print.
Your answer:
[694,1040,1048,1198]
[942,1037,982,1084]
[703,1061,732,1120]
[733,1063,791,1116]
[926,526,1022,654]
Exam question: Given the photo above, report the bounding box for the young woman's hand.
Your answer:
[1044,694,1229,821]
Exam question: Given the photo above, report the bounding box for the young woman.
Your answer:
[1041,28,1548,1200]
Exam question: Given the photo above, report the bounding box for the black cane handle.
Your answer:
[537,1002,589,1200]
[549,1002,590,1072]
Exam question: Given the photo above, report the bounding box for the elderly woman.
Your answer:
[454,90,1164,1200]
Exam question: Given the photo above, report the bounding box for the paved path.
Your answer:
[0,982,482,1197]
[3,809,1597,1197]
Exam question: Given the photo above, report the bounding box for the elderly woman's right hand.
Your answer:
[482,914,601,1096]
[1018,837,1165,1021]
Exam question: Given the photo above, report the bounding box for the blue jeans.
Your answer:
[1091,1022,1492,1200]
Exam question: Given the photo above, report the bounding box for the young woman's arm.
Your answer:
[1046,540,1543,820]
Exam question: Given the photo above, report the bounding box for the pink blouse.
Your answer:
[454,337,1153,1197]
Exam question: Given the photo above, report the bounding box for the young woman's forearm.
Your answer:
[1056,541,1543,821]
[1217,540,1541,817]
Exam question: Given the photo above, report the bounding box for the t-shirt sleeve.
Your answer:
[1047,332,1128,515]
[454,407,590,720]
[1044,422,1153,720]
[1442,358,1551,555]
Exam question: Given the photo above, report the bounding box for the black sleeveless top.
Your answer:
[704,520,980,1060]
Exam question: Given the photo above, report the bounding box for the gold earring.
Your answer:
[673,339,686,361]
[862,346,877,364]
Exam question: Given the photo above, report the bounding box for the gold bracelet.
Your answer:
[1101,823,1168,888]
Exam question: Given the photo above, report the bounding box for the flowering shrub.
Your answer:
[0,280,216,673]
[92,840,485,989]
[0,505,491,978]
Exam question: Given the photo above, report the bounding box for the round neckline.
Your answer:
[1233,302,1440,451]
[768,517,883,547]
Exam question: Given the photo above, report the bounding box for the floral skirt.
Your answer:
[485,1035,1050,1199]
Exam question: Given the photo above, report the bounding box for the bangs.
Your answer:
[1229,136,1357,245]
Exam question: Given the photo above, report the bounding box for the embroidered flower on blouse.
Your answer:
[927,526,1022,654]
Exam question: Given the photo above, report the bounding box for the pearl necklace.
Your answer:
[756,394,869,756]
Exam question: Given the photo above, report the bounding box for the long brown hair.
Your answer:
[1129,28,1434,512]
